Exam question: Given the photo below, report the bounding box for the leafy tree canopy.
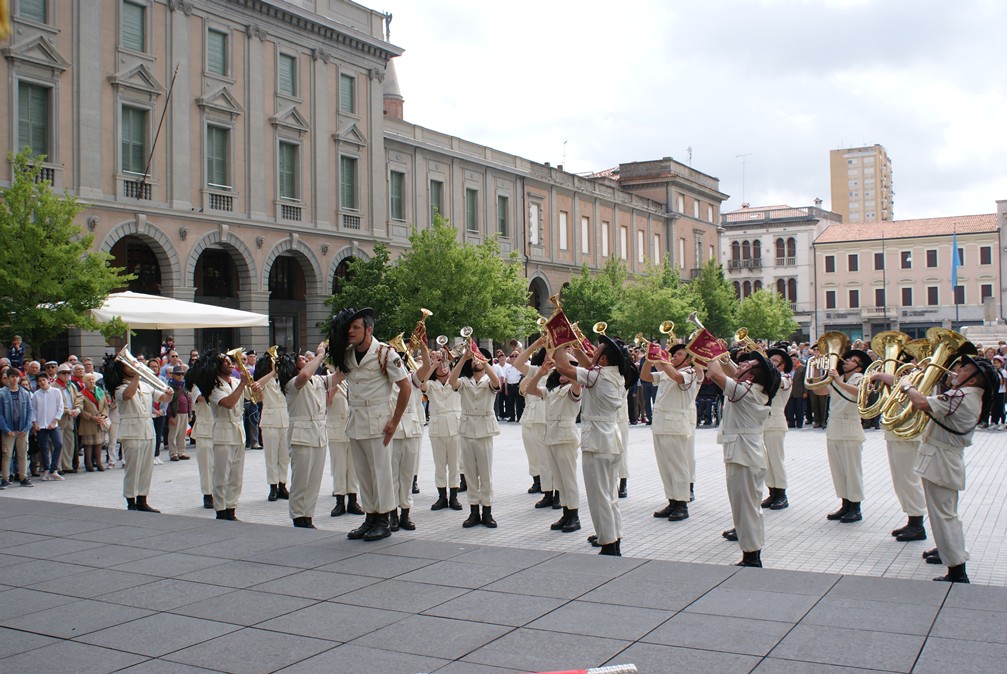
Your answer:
[736,288,800,343]
[691,258,740,339]
[612,257,699,341]
[0,149,131,347]
[559,257,627,334]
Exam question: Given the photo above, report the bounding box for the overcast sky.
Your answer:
[376,0,1004,220]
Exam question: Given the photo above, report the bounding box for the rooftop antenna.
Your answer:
[736,153,752,204]
[562,140,567,169]
[687,146,693,165]
[383,12,392,41]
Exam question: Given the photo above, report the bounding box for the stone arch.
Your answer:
[100,218,181,292]
[527,272,552,314]
[185,228,258,294]
[264,237,323,296]
[326,244,371,295]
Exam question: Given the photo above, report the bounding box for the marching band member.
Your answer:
[513,337,555,507]
[556,335,638,556]
[525,348,583,532]
[641,343,700,522]
[417,342,463,511]
[762,348,793,510]
[184,370,214,509]
[816,347,872,523]
[253,356,290,502]
[706,350,780,567]
[277,345,334,529]
[449,345,502,528]
[331,307,411,542]
[327,375,363,517]
[389,348,424,532]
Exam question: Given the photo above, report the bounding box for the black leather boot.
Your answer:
[268,484,278,502]
[827,499,851,520]
[203,494,214,509]
[924,548,943,565]
[135,496,160,513]
[481,506,497,528]
[448,488,463,510]
[462,505,481,528]
[330,495,346,517]
[934,563,969,583]
[292,517,308,528]
[895,515,926,541]
[412,475,420,494]
[551,490,562,509]
[618,478,628,498]
[761,488,776,509]
[304,517,316,529]
[399,508,416,530]
[736,550,762,567]
[431,487,449,510]
[126,497,137,511]
[528,475,542,494]
[615,539,622,556]
[668,501,689,522]
[363,512,391,541]
[562,508,581,533]
[598,541,620,556]
[226,508,238,521]
[458,474,467,492]
[587,534,600,547]
[534,490,554,509]
[690,483,695,502]
[654,500,675,518]
[550,507,570,530]
[770,489,789,510]
[346,493,364,515]
[840,502,862,523]
[216,509,228,520]
[722,528,738,541]
[891,517,913,537]
[347,513,375,539]
[277,483,289,499]
[389,510,400,532]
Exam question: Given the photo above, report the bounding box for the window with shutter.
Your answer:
[278,54,297,96]
[340,157,357,210]
[17,82,49,156]
[278,142,298,199]
[207,30,228,76]
[121,2,145,52]
[206,126,229,187]
[340,74,355,113]
[121,106,147,174]
[19,0,47,22]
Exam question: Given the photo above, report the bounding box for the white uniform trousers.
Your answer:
[59,417,76,471]
[764,430,787,490]
[726,462,766,553]
[887,439,926,516]
[106,419,119,466]
[460,436,494,507]
[261,427,290,486]
[522,424,551,491]
[392,436,420,509]
[923,478,968,567]
[166,418,187,458]
[211,443,244,510]
[328,438,358,496]
[827,439,864,501]
[546,441,579,508]
[582,451,621,545]
[429,435,460,489]
[617,420,630,479]
[195,437,213,496]
[688,432,697,483]
[654,434,692,502]
[121,439,154,499]
[288,444,326,520]
[349,437,396,514]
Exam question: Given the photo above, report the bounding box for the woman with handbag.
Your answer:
[78,373,110,471]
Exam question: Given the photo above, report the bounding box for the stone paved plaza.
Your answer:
[1,423,1006,673]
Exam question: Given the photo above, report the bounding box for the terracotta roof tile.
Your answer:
[815,214,998,244]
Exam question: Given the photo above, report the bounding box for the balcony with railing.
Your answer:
[341,212,362,230]
[775,256,797,267]
[120,173,152,200]
[277,200,302,222]
[204,184,235,213]
[727,257,762,271]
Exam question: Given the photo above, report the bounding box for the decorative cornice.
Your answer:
[245,23,268,41]
[167,0,194,16]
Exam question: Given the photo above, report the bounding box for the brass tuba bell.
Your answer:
[804,331,850,390]
[857,331,910,418]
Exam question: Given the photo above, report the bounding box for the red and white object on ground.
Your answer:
[535,666,638,674]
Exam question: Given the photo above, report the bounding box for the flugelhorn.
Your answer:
[409,308,433,352]
[227,347,260,402]
[116,347,171,395]
[266,345,279,365]
[857,331,910,418]
[804,331,849,390]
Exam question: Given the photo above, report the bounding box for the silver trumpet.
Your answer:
[116,347,171,395]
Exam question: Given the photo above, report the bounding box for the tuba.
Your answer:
[804,331,850,390]
[880,328,969,439]
[116,347,171,396]
[857,331,910,418]
[227,347,259,402]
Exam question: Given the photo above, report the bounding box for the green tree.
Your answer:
[736,289,800,342]
[325,242,405,336]
[559,257,627,332]
[613,256,697,340]
[692,258,740,339]
[0,149,131,347]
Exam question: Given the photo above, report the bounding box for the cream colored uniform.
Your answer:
[391,375,424,509]
[764,375,793,490]
[544,383,581,508]
[520,365,550,492]
[259,378,290,487]
[458,376,500,507]
[189,390,214,497]
[884,430,925,518]
[915,386,982,567]
[116,381,156,499]
[617,395,630,480]
[344,339,409,515]
[326,381,356,496]
[720,378,770,553]
[209,377,246,511]
[285,374,332,520]
[651,367,699,503]
[577,365,624,546]
[425,378,461,488]
[825,373,865,501]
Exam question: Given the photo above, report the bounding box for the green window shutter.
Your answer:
[390,171,404,220]
[122,107,146,174]
[18,82,50,156]
[497,195,508,236]
[279,142,297,199]
[340,156,356,210]
[207,30,227,75]
[339,74,354,113]
[278,54,296,96]
[206,126,228,186]
[121,2,145,52]
[429,180,442,222]
[19,0,47,22]
[465,188,478,232]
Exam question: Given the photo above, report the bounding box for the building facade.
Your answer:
[1,0,726,359]
[829,144,893,224]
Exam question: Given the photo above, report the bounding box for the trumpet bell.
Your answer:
[116,346,171,396]
[436,335,449,347]
[460,326,473,339]
[659,320,675,336]
[420,308,433,319]
[593,321,608,336]
[804,331,850,391]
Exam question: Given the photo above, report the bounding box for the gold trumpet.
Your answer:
[408,308,433,353]
[804,331,850,390]
[388,333,420,371]
[593,321,608,336]
[857,331,910,418]
[116,347,171,396]
[266,345,279,365]
[659,320,676,343]
[226,347,260,402]
[733,327,761,354]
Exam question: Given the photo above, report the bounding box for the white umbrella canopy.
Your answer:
[92,291,269,330]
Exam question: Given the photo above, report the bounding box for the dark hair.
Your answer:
[253,356,273,381]
[530,348,546,367]
[276,353,298,393]
[545,369,562,391]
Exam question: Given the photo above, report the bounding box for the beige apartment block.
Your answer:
[829,144,893,224]
[814,212,1001,341]
[2,0,726,359]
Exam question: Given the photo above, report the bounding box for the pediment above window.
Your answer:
[109,63,165,99]
[197,86,244,117]
[2,35,70,74]
[333,122,367,147]
[269,105,309,135]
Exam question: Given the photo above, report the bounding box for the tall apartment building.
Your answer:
[829,144,893,223]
